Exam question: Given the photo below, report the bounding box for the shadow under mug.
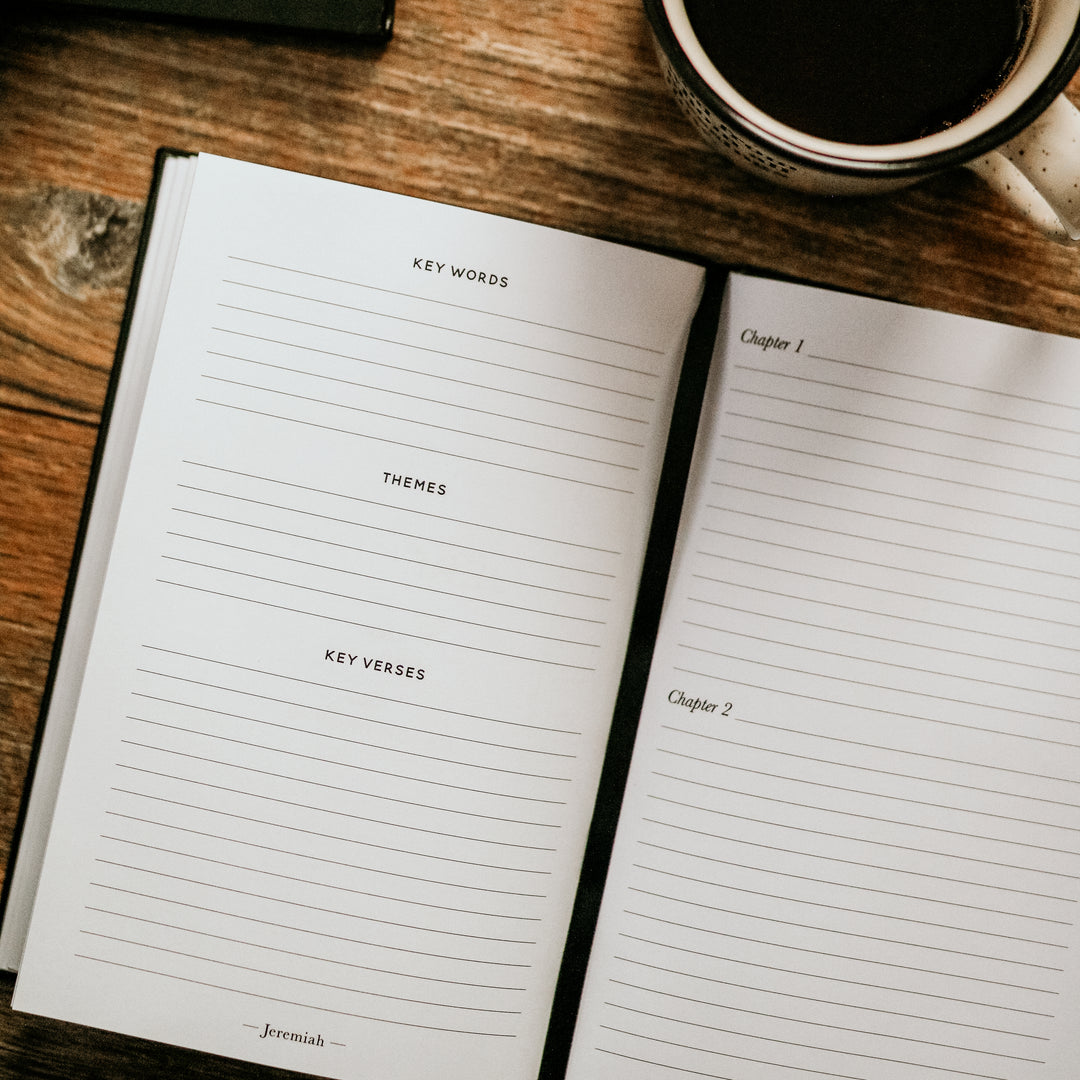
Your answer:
[645,0,1080,240]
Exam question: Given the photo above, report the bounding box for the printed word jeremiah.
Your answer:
[258,1023,324,1046]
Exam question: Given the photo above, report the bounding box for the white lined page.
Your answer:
[13,155,706,1080]
[566,273,1080,1080]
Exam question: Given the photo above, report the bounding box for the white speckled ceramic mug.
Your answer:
[645,0,1080,240]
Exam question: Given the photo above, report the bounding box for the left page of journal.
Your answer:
[0,151,199,973]
[12,153,706,1080]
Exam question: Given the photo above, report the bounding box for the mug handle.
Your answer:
[967,94,1080,241]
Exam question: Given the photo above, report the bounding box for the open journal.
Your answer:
[2,152,1079,1080]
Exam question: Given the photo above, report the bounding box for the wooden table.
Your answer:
[2,3,1079,1075]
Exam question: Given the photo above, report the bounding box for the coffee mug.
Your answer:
[645,0,1080,240]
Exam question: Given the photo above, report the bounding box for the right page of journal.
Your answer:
[567,271,1080,1080]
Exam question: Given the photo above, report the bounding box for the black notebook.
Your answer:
[3,151,1079,1080]
[49,0,393,39]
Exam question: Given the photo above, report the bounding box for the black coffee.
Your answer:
[683,0,1031,144]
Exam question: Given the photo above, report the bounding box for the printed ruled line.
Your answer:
[627,887,1065,970]
[174,486,617,579]
[100,835,540,923]
[655,753,1080,843]
[166,533,606,625]
[75,953,517,1038]
[686,600,1079,682]
[117,745,562,832]
[732,362,1080,437]
[654,765,1080,861]
[212,329,650,425]
[202,373,641,472]
[95,860,538,946]
[132,687,575,767]
[226,352,643,449]
[692,571,1078,659]
[706,511,1080,593]
[679,635,1078,710]
[655,774,1080,859]
[733,717,1080,796]
[675,647,1075,728]
[609,983,1046,1061]
[709,497,1080,581]
[727,392,1080,471]
[215,306,657,403]
[113,769,559,854]
[699,536,1079,621]
[129,716,568,804]
[667,756,1066,865]
[133,704,570,799]
[705,511,1080,598]
[214,353,647,449]
[131,706,573,785]
[139,645,583,736]
[802,352,1080,417]
[637,838,1069,925]
[221,280,662,377]
[602,1009,1026,1077]
[718,443,1080,515]
[617,934,1055,1017]
[660,712,1080,812]
[674,664,1079,751]
[648,738,1080,864]
[227,255,667,354]
[160,556,603,648]
[183,460,624,555]
[91,882,534,967]
[645,799,1080,885]
[156,580,598,671]
[87,908,529,990]
[173,510,609,603]
[595,1041,869,1080]
[624,910,1060,994]
[632,862,1065,948]
[682,613,1071,721]
[613,956,1046,1038]
[111,790,552,876]
[196,399,637,495]
[105,812,549,898]
[645,818,1074,904]
[82,928,529,1010]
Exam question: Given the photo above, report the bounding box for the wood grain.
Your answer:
[1,2,1079,1075]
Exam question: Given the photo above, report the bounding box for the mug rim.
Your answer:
[644,0,1080,177]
